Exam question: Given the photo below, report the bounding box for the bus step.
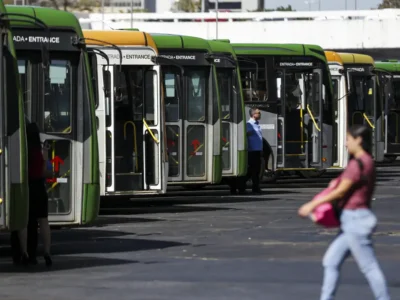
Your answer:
[115,173,143,191]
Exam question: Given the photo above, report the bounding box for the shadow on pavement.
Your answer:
[0,256,137,273]
[0,228,189,273]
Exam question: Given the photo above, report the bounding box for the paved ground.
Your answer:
[1,166,400,300]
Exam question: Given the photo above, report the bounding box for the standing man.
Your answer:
[237,107,263,194]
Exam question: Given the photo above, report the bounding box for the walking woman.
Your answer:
[26,123,52,266]
[298,125,390,300]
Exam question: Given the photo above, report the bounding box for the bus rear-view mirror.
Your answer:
[103,69,111,98]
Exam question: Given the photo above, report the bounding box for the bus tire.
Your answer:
[385,156,397,163]
[182,184,206,190]
[262,140,278,183]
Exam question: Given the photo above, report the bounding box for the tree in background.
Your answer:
[255,5,296,12]
[173,0,200,12]
[377,0,400,8]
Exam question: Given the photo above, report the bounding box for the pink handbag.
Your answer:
[309,179,341,228]
[309,158,366,228]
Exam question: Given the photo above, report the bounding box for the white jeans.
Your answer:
[320,209,390,300]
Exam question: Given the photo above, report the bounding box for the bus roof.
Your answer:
[231,43,327,62]
[82,30,157,51]
[150,33,212,52]
[208,39,237,58]
[6,6,82,33]
[325,51,343,64]
[375,61,400,73]
[337,53,375,65]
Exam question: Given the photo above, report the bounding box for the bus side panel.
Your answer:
[322,125,333,169]
[211,66,222,184]
[9,184,28,230]
[81,183,100,224]
[236,70,247,177]
[7,36,28,230]
[80,53,100,224]
[237,150,247,176]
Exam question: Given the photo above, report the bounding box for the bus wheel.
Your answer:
[182,184,206,190]
[297,170,326,179]
[263,169,279,183]
[385,156,397,163]
[262,154,279,183]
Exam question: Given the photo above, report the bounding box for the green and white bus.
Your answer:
[7,6,100,225]
[83,29,168,196]
[151,34,223,188]
[232,43,334,179]
[375,60,400,161]
[0,2,29,231]
[207,39,247,185]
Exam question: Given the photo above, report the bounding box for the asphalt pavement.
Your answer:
[1,166,400,300]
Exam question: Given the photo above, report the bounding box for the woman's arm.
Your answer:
[298,178,354,217]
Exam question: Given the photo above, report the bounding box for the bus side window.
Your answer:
[164,72,179,122]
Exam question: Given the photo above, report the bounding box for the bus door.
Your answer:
[42,60,76,223]
[349,73,384,161]
[304,70,324,168]
[276,71,286,168]
[164,66,209,182]
[385,75,400,155]
[104,65,164,194]
[216,66,235,175]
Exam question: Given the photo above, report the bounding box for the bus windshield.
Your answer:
[163,66,209,123]
[392,77,400,109]
[17,54,78,134]
[284,69,322,117]
[216,68,238,121]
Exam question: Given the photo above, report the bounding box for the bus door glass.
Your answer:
[163,66,182,181]
[304,69,323,168]
[386,75,400,154]
[109,65,163,193]
[276,71,286,168]
[185,68,208,180]
[283,70,305,167]
[332,77,340,165]
[18,55,75,222]
[43,60,74,221]
[216,67,234,173]
[349,73,382,160]
[143,67,163,191]
[163,66,208,181]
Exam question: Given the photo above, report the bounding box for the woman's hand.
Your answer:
[298,201,316,218]
[328,178,338,188]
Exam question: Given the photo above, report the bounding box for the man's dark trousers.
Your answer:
[239,150,262,192]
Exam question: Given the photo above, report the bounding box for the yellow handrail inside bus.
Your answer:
[362,113,375,129]
[143,119,160,144]
[306,104,321,132]
[47,169,71,193]
[300,105,304,151]
[52,141,55,172]
[169,155,179,165]
[188,143,204,160]
[123,121,138,172]
[168,126,179,137]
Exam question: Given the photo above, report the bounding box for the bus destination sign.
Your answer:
[275,56,316,69]
[12,29,80,51]
[159,51,210,65]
